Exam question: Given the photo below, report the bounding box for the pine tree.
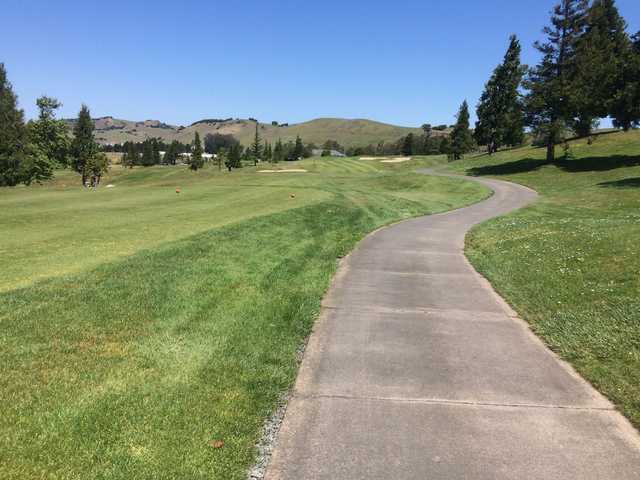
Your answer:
[227,143,242,170]
[123,142,137,168]
[0,63,30,186]
[449,101,475,160]
[524,0,589,162]
[611,29,640,130]
[273,139,283,163]
[263,142,273,162]
[574,0,633,135]
[475,35,526,154]
[141,140,154,166]
[292,136,304,160]
[71,104,101,185]
[190,132,204,171]
[250,121,262,165]
[152,139,161,164]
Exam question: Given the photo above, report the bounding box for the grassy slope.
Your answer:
[446,130,640,427]
[0,156,488,479]
[88,117,425,148]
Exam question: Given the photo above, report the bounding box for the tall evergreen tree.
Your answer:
[0,63,28,186]
[71,104,106,185]
[122,142,137,168]
[475,35,526,154]
[449,101,475,160]
[141,140,155,166]
[273,139,283,163]
[611,29,640,130]
[574,0,633,135]
[292,136,304,160]
[250,121,262,165]
[152,139,161,164]
[524,0,589,162]
[190,132,204,171]
[227,143,242,170]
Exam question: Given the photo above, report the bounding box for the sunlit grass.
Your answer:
[0,156,488,479]
[447,129,640,427]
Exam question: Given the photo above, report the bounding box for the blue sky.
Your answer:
[2,0,638,127]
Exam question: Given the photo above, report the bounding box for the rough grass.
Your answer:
[0,156,488,479]
[446,130,640,427]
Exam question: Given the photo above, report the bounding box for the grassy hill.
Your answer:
[0,157,486,479]
[65,116,428,148]
[445,129,640,428]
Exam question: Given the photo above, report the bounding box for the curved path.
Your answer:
[265,171,640,479]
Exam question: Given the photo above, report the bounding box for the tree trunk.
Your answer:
[546,139,555,163]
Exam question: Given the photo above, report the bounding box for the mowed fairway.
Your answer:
[0,157,488,479]
[447,130,640,428]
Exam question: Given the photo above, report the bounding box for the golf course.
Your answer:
[0,157,489,479]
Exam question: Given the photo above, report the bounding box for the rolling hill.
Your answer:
[65,117,437,148]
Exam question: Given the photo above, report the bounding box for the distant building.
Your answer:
[312,149,346,157]
[176,152,216,163]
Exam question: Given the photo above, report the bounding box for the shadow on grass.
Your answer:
[467,154,640,177]
[598,177,640,189]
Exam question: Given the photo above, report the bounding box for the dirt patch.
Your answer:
[257,169,308,173]
[380,157,412,163]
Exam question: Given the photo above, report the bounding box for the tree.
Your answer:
[524,0,589,162]
[273,139,284,163]
[574,0,634,135]
[123,142,137,168]
[71,104,107,185]
[0,64,55,187]
[449,101,475,160]
[152,139,161,164]
[250,121,262,165]
[28,96,71,167]
[291,136,304,160]
[86,152,109,187]
[141,140,155,166]
[204,133,239,154]
[263,142,273,162]
[611,29,640,130]
[189,132,204,171]
[475,35,526,154]
[402,133,414,156]
[216,147,226,171]
[226,143,242,170]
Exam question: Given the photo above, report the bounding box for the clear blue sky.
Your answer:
[2,0,638,127]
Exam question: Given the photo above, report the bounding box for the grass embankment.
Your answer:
[0,156,488,479]
[447,130,640,427]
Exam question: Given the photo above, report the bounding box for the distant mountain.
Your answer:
[65,116,440,148]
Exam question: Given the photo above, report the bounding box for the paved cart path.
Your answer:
[264,170,640,480]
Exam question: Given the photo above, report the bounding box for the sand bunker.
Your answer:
[359,156,387,161]
[257,169,308,173]
[380,157,412,163]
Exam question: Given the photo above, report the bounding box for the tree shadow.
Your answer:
[466,154,640,177]
[466,158,549,176]
[598,177,640,189]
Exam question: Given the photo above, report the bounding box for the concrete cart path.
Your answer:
[264,170,640,480]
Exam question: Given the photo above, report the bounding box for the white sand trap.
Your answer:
[257,169,308,173]
[380,157,412,163]
[359,156,388,161]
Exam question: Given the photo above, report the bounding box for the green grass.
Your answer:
[0,156,488,479]
[445,130,640,427]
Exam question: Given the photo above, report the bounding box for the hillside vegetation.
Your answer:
[446,129,640,427]
[68,116,427,148]
[0,157,487,479]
